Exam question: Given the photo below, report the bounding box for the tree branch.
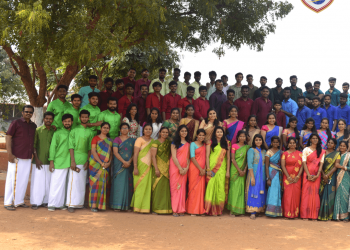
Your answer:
[32,63,36,85]
[47,62,60,84]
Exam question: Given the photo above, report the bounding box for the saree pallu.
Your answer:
[225,120,245,144]
[318,151,340,220]
[110,137,136,210]
[227,145,250,215]
[318,130,335,150]
[163,120,179,141]
[282,129,296,151]
[300,150,325,219]
[265,150,282,217]
[186,145,206,215]
[204,124,215,142]
[302,130,312,145]
[247,129,260,146]
[204,144,227,215]
[336,135,347,149]
[89,137,113,210]
[282,151,302,218]
[264,126,282,147]
[183,119,199,142]
[333,153,350,220]
[131,139,154,213]
[169,142,190,213]
[151,140,172,214]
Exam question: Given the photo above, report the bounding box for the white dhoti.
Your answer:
[48,168,68,208]
[4,159,31,207]
[66,165,87,208]
[30,164,51,206]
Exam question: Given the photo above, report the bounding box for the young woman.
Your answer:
[260,113,282,149]
[227,130,250,216]
[122,103,140,138]
[162,108,180,141]
[89,122,113,212]
[333,141,350,221]
[336,119,350,149]
[244,115,261,146]
[299,118,317,150]
[199,108,223,143]
[186,129,206,216]
[300,133,325,220]
[318,138,340,221]
[150,127,172,214]
[130,124,154,213]
[265,136,282,217]
[204,126,230,216]
[281,137,303,219]
[282,116,299,149]
[317,118,335,150]
[179,105,199,142]
[169,125,190,216]
[246,134,267,220]
[110,123,136,211]
[144,107,163,140]
[223,105,244,145]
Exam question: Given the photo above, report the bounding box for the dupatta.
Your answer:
[152,140,171,191]
[306,149,326,175]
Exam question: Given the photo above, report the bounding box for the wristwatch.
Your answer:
[266,177,270,181]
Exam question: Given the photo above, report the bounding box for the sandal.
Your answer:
[91,208,98,212]
[173,213,179,217]
[17,204,29,208]
[5,205,16,211]
[250,214,256,220]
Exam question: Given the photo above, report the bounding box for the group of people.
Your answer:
[4,68,350,221]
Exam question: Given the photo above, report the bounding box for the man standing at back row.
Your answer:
[47,85,72,130]
[290,75,303,103]
[78,75,100,108]
[251,86,272,128]
[149,68,167,95]
[230,72,243,102]
[326,77,341,107]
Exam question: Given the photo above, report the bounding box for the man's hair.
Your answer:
[324,94,331,99]
[129,68,136,72]
[152,81,162,88]
[104,77,114,84]
[274,100,282,106]
[141,68,148,73]
[43,111,55,119]
[261,86,269,91]
[140,84,148,90]
[275,78,282,83]
[283,87,291,93]
[184,72,191,77]
[329,77,336,82]
[88,92,99,99]
[187,86,195,92]
[194,71,201,77]
[159,68,166,73]
[221,75,228,79]
[312,96,321,102]
[174,68,181,73]
[241,85,249,91]
[260,76,267,81]
[340,93,348,99]
[115,79,124,85]
[305,82,313,88]
[22,105,34,112]
[79,109,90,117]
[246,74,253,79]
[290,75,297,80]
[71,94,82,102]
[107,97,118,104]
[125,83,135,89]
[199,86,207,91]
[215,79,222,85]
[297,96,305,101]
[169,81,178,87]
[62,113,73,122]
[343,82,350,87]
[57,85,68,91]
[235,72,243,78]
[227,89,235,95]
[89,75,98,80]
[209,71,217,76]
[314,81,321,86]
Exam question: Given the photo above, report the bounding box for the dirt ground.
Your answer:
[1,198,350,250]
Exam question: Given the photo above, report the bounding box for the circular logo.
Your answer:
[312,0,325,4]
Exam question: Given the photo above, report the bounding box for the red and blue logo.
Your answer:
[301,0,334,13]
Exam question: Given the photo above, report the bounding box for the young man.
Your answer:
[134,84,149,125]
[311,96,327,130]
[281,87,298,125]
[48,114,73,211]
[209,79,227,121]
[47,85,72,130]
[336,93,350,131]
[221,89,235,121]
[146,82,163,115]
[251,86,272,128]
[271,78,284,104]
[313,81,324,101]
[289,75,303,103]
[118,83,134,118]
[30,112,55,210]
[325,77,341,107]
[122,68,137,88]
[246,74,258,100]
[229,72,243,102]
[98,97,121,140]
[162,81,181,120]
[78,75,100,107]
[194,86,210,122]
[80,92,102,135]
[4,105,37,211]
[190,71,201,99]
[178,86,195,118]
[111,79,125,100]
[149,68,167,95]
[274,100,286,129]
[205,71,217,99]
[67,110,95,213]
[134,69,151,98]
[165,68,182,98]
[64,94,82,130]
[234,85,254,125]
[342,82,350,106]
[296,96,312,132]
[221,75,230,96]
[303,82,315,109]
[253,76,272,101]
[177,71,191,98]
[322,94,338,132]
[98,78,114,112]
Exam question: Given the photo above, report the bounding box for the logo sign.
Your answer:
[301,0,334,13]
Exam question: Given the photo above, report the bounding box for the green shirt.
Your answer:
[177,82,191,98]
[190,81,201,99]
[64,106,80,130]
[290,86,303,103]
[47,99,72,129]
[68,125,94,165]
[48,128,71,169]
[97,109,121,139]
[80,103,101,133]
[32,125,55,164]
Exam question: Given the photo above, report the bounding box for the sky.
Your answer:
[178,0,349,93]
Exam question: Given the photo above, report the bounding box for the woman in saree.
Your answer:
[186,129,206,216]
[179,105,199,142]
[300,133,325,220]
[169,125,190,216]
[299,118,317,150]
[89,122,113,212]
[336,119,350,149]
[244,115,260,146]
[227,130,250,216]
[246,134,267,220]
[144,107,163,139]
[333,141,350,221]
[150,127,172,214]
[317,118,335,150]
[223,105,245,145]
[318,138,340,221]
[130,124,154,213]
[199,108,222,143]
[261,113,283,149]
[122,104,140,138]
[162,108,180,141]
[281,137,303,219]
[205,126,230,216]
[282,116,299,149]
[110,123,136,211]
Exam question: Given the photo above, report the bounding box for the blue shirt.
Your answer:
[296,106,312,131]
[325,88,341,106]
[336,105,350,131]
[311,107,327,129]
[282,98,298,124]
[78,86,100,108]
[346,93,350,106]
[321,104,338,126]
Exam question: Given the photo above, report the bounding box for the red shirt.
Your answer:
[178,97,194,118]
[134,95,147,125]
[134,78,151,98]
[111,90,124,101]
[118,95,134,118]
[194,97,210,120]
[162,92,181,120]
[233,97,254,125]
[220,100,234,121]
[146,93,163,111]
[276,111,286,129]
[251,97,272,128]
[122,76,136,89]
[98,90,114,112]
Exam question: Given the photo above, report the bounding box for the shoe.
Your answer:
[31,205,38,210]
[91,208,98,212]
[17,204,29,208]
[42,203,48,208]
[68,207,75,213]
[4,205,16,211]
[60,206,67,210]
[48,207,55,212]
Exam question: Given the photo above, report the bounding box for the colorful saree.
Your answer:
[151,140,172,214]
[224,120,245,145]
[282,129,296,150]
[204,143,228,215]
[282,150,302,218]
[246,128,260,146]
[318,130,335,150]
[169,142,190,213]
[162,120,179,141]
[202,121,222,142]
[301,130,312,145]
[130,138,154,213]
[227,144,250,215]
[110,137,136,210]
[262,125,283,147]
[89,136,113,210]
[265,150,282,217]
[333,153,350,220]
[318,151,340,220]
[180,118,199,141]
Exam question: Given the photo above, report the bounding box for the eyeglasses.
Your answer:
[24,111,33,114]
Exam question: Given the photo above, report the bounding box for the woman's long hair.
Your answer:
[338,119,349,140]
[320,118,332,141]
[306,133,322,158]
[252,134,267,151]
[245,115,259,131]
[264,113,278,125]
[287,116,300,140]
[98,122,111,138]
[302,117,317,133]
[146,107,162,124]
[268,136,280,149]
[183,104,195,118]
[125,103,139,123]
[211,126,228,151]
[204,108,220,127]
[285,137,298,151]
[173,124,190,149]
[235,130,247,145]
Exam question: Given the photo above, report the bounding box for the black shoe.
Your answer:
[31,205,38,210]
[4,205,16,211]
[17,204,29,208]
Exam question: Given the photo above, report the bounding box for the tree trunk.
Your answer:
[31,107,44,127]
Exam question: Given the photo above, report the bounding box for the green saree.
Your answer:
[162,120,179,141]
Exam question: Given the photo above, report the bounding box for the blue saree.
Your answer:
[224,120,244,144]
[301,130,312,145]
[262,125,282,147]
